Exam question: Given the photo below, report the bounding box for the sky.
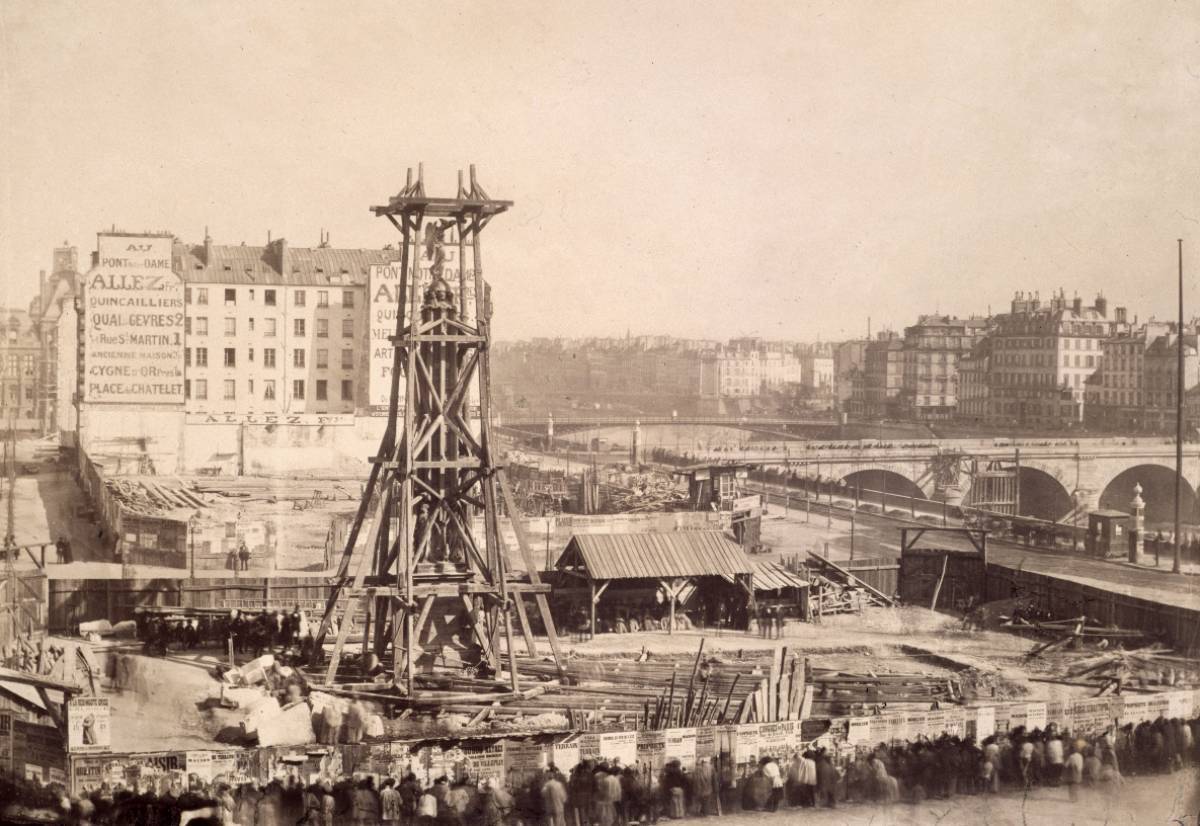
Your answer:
[1,1,1198,341]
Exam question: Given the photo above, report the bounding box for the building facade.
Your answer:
[898,315,989,419]
[852,333,904,418]
[1088,323,1199,433]
[27,244,80,438]
[957,337,991,423]
[176,235,395,417]
[983,291,1126,427]
[0,310,40,432]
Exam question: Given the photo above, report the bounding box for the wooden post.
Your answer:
[589,580,596,640]
[668,579,676,635]
[930,554,949,611]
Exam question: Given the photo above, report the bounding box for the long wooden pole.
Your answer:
[1174,238,1184,574]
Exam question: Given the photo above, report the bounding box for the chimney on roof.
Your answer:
[1072,296,1083,314]
[1115,306,1127,324]
[276,237,288,274]
[1095,294,1108,317]
[204,226,213,265]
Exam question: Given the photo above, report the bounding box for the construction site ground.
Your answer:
[65,602,1146,756]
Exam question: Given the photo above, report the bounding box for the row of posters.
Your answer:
[68,688,1200,795]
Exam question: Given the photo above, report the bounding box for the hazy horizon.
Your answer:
[3,1,1198,342]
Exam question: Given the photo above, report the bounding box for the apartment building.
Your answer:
[178,235,397,416]
[984,291,1127,427]
[1088,323,1200,432]
[899,315,990,419]
[0,310,39,431]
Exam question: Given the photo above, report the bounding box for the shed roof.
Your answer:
[559,531,753,581]
[743,560,810,592]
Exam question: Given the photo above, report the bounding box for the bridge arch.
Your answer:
[1099,464,1199,524]
[1010,466,1074,521]
[840,468,926,509]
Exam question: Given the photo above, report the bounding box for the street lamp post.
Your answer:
[850,505,856,561]
[1072,491,1080,553]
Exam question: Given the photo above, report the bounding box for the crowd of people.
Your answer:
[4,713,1197,825]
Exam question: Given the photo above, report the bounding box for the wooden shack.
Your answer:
[1084,509,1131,559]
[553,531,754,635]
[898,527,988,612]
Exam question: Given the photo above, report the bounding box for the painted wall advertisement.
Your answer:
[83,234,184,404]
[368,239,476,409]
[67,697,111,754]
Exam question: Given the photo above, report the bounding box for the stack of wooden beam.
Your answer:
[808,669,962,716]
[1017,616,1151,652]
[517,641,810,727]
[805,552,895,617]
[1035,645,1200,696]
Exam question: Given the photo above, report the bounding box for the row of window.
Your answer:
[185,287,356,308]
[184,317,355,338]
[184,378,354,402]
[996,336,1099,350]
[185,347,355,369]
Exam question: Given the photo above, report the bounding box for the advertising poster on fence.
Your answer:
[1120,697,1152,725]
[185,751,214,782]
[601,731,638,766]
[579,733,601,763]
[902,712,926,742]
[463,743,505,786]
[1167,690,1195,720]
[733,723,760,767]
[847,717,871,745]
[943,709,966,738]
[636,730,666,774]
[757,721,797,759]
[665,728,697,769]
[1070,699,1117,736]
[67,697,111,754]
[1025,702,1047,730]
[1148,693,1171,720]
[551,740,581,775]
[976,707,996,739]
[504,741,547,788]
[695,726,717,761]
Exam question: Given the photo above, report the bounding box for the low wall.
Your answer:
[985,563,1200,653]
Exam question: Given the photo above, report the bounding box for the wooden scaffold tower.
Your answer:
[311,165,564,703]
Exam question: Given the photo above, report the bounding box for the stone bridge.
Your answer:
[497,415,1198,524]
[700,439,1200,524]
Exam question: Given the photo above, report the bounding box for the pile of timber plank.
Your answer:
[1018,616,1151,648]
[1031,645,1200,697]
[805,552,894,616]
[517,641,809,728]
[808,668,962,715]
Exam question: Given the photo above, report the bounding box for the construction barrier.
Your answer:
[65,687,1200,795]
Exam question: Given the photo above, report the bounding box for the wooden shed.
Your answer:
[554,531,755,635]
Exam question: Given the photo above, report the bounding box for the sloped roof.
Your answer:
[745,560,809,592]
[174,241,400,286]
[560,531,753,580]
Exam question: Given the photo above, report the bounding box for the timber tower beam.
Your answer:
[311,165,565,703]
